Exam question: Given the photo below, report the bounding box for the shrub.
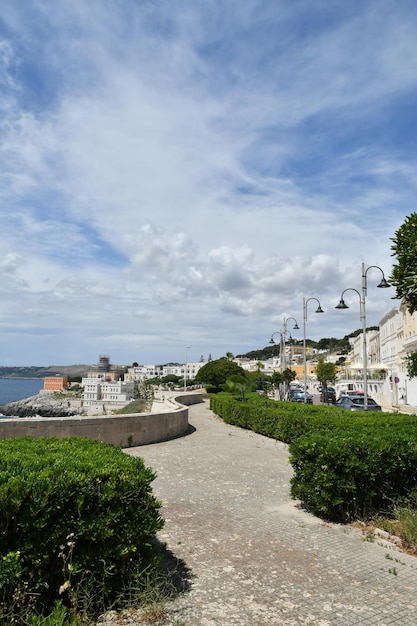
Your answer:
[289,429,417,522]
[210,393,344,443]
[0,437,163,617]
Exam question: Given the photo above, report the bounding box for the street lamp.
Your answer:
[335,263,390,410]
[269,330,293,373]
[303,297,324,402]
[282,317,300,372]
[269,317,299,399]
[269,330,293,399]
[184,346,190,391]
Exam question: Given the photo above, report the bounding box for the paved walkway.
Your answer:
[127,398,417,625]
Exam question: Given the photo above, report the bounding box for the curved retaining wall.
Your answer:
[0,393,204,447]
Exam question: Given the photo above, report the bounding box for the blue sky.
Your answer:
[0,0,415,366]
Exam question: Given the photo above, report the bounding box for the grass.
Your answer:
[376,506,417,552]
[365,501,417,555]
[116,398,150,413]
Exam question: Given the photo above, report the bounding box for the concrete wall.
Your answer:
[0,393,203,447]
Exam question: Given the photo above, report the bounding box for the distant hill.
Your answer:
[235,329,373,361]
[0,365,92,379]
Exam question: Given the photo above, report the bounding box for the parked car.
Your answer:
[338,390,363,400]
[320,386,336,404]
[289,390,313,404]
[334,396,382,411]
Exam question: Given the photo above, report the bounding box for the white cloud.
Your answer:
[0,0,410,364]
[0,252,24,274]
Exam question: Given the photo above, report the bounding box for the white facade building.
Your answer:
[81,376,135,406]
[337,303,417,411]
[234,357,277,375]
[125,361,206,382]
[397,301,417,407]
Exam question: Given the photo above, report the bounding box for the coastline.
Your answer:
[0,392,82,418]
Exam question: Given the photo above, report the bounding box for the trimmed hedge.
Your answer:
[210,393,417,522]
[0,437,163,612]
[289,430,417,522]
[210,393,384,442]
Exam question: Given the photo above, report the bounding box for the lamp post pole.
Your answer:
[270,317,299,399]
[269,331,286,372]
[336,287,364,402]
[361,263,391,409]
[336,264,390,410]
[282,316,299,373]
[303,297,324,402]
[269,329,293,399]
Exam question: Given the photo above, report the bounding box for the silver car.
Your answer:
[334,396,381,411]
[289,390,313,404]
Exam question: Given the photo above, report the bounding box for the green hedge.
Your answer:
[289,429,417,522]
[210,393,417,522]
[0,437,163,612]
[210,393,364,442]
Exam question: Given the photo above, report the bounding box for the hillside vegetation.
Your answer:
[0,365,91,378]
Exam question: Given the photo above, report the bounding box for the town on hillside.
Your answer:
[39,299,417,416]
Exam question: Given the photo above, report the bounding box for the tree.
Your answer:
[315,357,337,403]
[245,370,272,390]
[271,371,283,386]
[161,374,182,385]
[390,213,417,314]
[270,368,296,400]
[195,359,245,391]
[133,380,154,403]
[404,353,417,379]
[146,377,162,385]
[68,376,82,384]
[223,374,253,401]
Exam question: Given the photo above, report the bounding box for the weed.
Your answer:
[0,537,190,625]
[26,601,81,625]
[371,504,417,554]
[394,506,417,546]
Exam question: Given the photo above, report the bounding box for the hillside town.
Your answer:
[38,298,417,415]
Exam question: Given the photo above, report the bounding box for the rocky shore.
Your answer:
[0,393,82,418]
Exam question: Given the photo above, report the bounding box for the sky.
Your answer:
[0,0,416,367]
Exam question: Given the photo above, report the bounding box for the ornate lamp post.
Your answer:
[269,317,299,399]
[335,263,390,410]
[282,317,300,372]
[303,297,324,402]
[269,330,293,373]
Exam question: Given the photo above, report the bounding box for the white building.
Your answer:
[81,376,135,406]
[125,361,206,382]
[100,380,135,402]
[124,365,163,381]
[398,301,417,407]
[336,303,417,411]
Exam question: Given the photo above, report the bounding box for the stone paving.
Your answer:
[126,397,417,625]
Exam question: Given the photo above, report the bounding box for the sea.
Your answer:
[0,378,44,412]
